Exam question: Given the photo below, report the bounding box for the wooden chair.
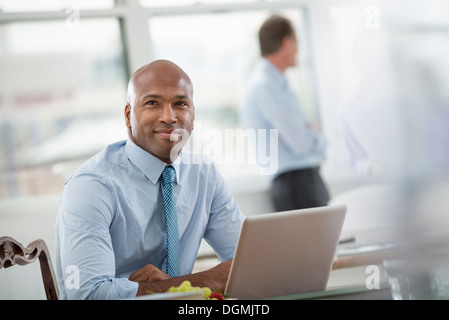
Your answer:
[0,236,59,300]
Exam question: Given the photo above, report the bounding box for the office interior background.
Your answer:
[1,0,448,299]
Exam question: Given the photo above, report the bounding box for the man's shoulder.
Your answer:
[71,140,128,179]
[248,68,272,88]
[245,70,276,101]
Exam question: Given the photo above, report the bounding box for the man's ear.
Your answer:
[124,104,131,129]
[281,35,290,50]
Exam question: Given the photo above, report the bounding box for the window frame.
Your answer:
[0,0,322,198]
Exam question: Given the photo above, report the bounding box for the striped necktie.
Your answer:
[161,165,180,277]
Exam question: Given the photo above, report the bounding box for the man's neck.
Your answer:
[265,55,288,73]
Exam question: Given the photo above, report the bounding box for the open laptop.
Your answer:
[224,204,347,299]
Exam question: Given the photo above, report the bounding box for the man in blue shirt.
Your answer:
[55,59,245,299]
[240,15,329,211]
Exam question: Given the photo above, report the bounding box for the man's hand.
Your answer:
[129,264,172,282]
[131,259,233,296]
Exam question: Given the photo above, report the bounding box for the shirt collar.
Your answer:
[259,58,288,89]
[124,138,181,185]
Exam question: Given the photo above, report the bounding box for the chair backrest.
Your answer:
[0,236,59,300]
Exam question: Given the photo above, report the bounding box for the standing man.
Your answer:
[55,59,245,299]
[240,15,330,211]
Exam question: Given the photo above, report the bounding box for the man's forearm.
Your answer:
[135,259,232,296]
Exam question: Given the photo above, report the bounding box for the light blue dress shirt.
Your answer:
[54,138,245,299]
[240,58,326,178]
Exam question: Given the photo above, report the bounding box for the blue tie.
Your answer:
[161,165,180,277]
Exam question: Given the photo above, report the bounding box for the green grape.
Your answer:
[178,280,191,292]
[166,281,212,299]
[168,286,178,293]
[202,287,211,298]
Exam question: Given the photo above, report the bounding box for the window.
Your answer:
[140,0,292,7]
[0,18,127,199]
[0,1,320,199]
[0,0,114,12]
[149,8,317,124]
[148,7,319,178]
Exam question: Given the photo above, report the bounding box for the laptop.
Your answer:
[224,204,347,299]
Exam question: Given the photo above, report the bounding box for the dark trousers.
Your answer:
[270,167,330,212]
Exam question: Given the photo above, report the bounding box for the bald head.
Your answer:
[127,59,193,107]
[124,59,195,163]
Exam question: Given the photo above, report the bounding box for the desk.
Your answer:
[263,260,393,299]
[332,241,400,270]
[283,238,398,300]
[266,283,392,300]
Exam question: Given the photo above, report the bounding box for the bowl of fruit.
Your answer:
[167,280,226,300]
[135,280,228,300]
